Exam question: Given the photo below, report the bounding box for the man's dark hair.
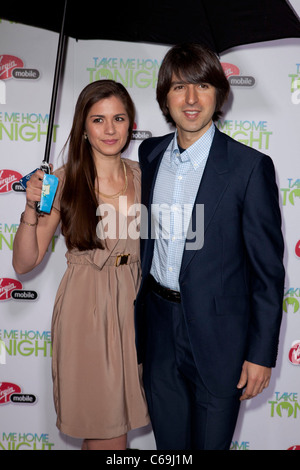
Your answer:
[157,43,230,124]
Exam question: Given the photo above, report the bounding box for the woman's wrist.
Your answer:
[20,211,38,227]
[21,201,39,226]
[26,200,37,211]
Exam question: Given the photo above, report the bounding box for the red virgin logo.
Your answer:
[221,62,240,78]
[0,55,24,80]
[0,278,23,301]
[0,169,23,193]
[0,382,22,405]
[289,340,300,365]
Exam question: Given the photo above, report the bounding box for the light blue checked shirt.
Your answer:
[150,123,215,291]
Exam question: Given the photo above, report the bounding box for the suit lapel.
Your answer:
[180,128,230,275]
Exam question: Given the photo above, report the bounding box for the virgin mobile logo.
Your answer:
[0,55,39,81]
[0,278,38,302]
[0,169,23,193]
[221,62,255,87]
[0,382,37,405]
[0,382,21,404]
[0,278,22,301]
[0,55,24,80]
[221,62,240,78]
[289,341,300,365]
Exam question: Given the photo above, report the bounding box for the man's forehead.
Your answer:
[170,73,208,85]
[171,73,189,83]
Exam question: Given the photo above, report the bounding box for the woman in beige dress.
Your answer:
[12,80,149,450]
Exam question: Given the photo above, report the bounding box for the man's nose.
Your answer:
[185,85,198,105]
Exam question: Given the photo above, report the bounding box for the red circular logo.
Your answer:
[0,169,23,193]
[289,341,300,365]
[0,55,24,80]
[0,382,22,405]
[0,278,23,301]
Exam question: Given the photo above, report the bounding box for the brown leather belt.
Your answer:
[66,252,138,267]
[149,274,181,303]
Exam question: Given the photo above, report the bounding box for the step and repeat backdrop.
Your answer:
[1,5,300,451]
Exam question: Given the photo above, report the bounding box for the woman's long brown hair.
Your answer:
[60,80,135,251]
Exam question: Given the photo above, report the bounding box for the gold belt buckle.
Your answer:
[115,254,130,267]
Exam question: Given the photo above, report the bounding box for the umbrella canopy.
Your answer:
[1,0,300,53]
[1,0,300,165]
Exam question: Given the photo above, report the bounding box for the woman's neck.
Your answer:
[94,154,123,181]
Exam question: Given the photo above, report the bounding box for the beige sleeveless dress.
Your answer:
[51,159,149,439]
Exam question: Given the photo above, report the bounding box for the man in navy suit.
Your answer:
[135,44,285,450]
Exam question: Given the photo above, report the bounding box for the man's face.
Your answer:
[166,74,217,148]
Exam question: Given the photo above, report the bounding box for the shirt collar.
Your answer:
[170,123,215,169]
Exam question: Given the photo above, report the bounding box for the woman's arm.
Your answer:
[12,169,61,274]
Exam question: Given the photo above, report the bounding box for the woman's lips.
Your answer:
[102,139,118,145]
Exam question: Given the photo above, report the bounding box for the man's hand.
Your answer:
[237,360,271,401]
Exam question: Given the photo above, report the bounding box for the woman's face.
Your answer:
[85,95,130,160]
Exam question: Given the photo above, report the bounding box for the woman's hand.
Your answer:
[25,165,53,207]
[25,169,44,204]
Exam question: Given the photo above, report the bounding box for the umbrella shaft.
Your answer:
[44,0,68,163]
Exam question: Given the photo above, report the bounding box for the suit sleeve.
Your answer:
[138,137,156,168]
[242,154,285,367]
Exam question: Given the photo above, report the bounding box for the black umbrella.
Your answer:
[2,0,300,166]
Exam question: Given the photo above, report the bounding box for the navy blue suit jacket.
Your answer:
[135,127,285,397]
